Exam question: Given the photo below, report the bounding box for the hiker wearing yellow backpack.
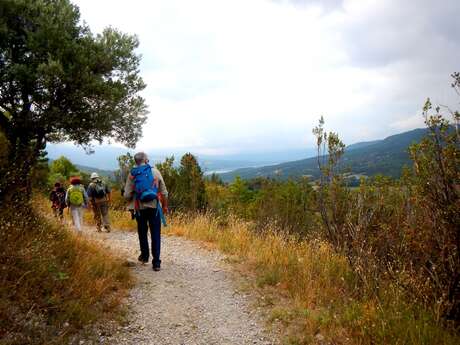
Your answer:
[124,152,168,271]
[65,176,88,232]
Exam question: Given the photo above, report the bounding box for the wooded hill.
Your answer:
[219,127,430,182]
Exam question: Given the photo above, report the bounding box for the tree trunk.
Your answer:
[0,133,43,206]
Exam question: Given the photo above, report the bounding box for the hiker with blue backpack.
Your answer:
[124,152,168,271]
[65,176,89,232]
[87,172,112,232]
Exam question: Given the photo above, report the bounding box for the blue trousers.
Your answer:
[136,208,161,267]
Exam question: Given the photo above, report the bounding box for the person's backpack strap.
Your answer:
[156,201,167,227]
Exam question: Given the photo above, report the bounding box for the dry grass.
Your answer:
[81,207,136,231]
[56,189,137,232]
[165,213,460,345]
[0,195,133,344]
[39,188,459,345]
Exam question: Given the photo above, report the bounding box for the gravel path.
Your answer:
[88,230,278,345]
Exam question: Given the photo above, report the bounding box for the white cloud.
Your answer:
[390,112,425,131]
[71,0,460,154]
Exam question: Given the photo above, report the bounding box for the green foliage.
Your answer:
[251,178,317,237]
[49,156,78,179]
[155,155,180,208]
[228,176,255,218]
[0,0,147,201]
[306,75,460,324]
[176,153,206,212]
[114,152,135,193]
[48,155,78,188]
[205,176,318,237]
[205,178,231,219]
[312,116,349,249]
[206,74,460,328]
[404,97,460,320]
[47,155,91,188]
[207,172,224,185]
[30,149,49,191]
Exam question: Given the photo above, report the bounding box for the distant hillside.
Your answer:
[48,158,115,179]
[74,164,115,179]
[219,128,430,182]
[46,143,316,174]
[346,139,381,151]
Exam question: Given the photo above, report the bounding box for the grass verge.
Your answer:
[165,213,460,345]
[0,197,133,344]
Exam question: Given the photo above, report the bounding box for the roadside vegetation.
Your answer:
[1,1,458,344]
[96,79,459,344]
[0,1,145,344]
[0,197,132,344]
[112,75,460,344]
[16,77,458,345]
[167,214,460,345]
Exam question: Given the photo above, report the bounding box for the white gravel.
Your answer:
[88,230,279,345]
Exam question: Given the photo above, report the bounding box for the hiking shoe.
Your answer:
[153,266,161,272]
[138,255,148,264]
[105,226,111,233]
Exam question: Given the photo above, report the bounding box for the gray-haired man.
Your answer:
[87,172,112,232]
[124,152,168,271]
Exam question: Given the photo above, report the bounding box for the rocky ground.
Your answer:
[83,229,279,345]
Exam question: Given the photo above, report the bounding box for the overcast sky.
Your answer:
[72,0,459,155]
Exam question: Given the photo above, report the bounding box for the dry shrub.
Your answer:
[166,213,460,345]
[313,97,460,325]
[0,199,132,344]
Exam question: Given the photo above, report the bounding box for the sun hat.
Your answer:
[90,172,100,179]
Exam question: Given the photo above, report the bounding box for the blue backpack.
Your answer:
[130,164,158,202]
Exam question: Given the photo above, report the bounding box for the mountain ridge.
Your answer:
[218,128,429,182]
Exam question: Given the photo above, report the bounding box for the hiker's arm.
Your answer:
[123,175,133,200]
[162,195,169,214]
[156,170,169,213]
[83,189,89,206]
[86,186,93,205]
[106,185,112,202]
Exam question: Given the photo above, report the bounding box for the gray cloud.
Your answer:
[73,0,460,154]
[341,0,460,68]
[273,0,343,12]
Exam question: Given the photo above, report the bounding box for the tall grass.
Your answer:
[0,196,133,344]
[81,207,136,231]
[166,213,460,345]
[56,189,138,231]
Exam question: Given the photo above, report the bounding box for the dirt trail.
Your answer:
[87,229,278,345]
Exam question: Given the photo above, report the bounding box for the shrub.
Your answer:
[0,199,132,344]
[311,79,460,323]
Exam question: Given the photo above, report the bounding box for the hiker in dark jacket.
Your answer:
[49,182,66,220]
[87,172,112,232]
[124,152,168,271]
